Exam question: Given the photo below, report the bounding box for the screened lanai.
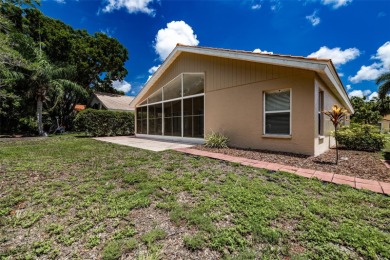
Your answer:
[136,73,204,139]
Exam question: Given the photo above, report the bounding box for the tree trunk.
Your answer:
[334,126,338,165]
[37,97,44,136]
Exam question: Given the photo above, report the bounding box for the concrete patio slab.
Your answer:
[93,136,195,152]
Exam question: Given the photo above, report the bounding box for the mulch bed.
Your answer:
[195,146,390,183]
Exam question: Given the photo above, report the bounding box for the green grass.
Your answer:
[0,135,389,259]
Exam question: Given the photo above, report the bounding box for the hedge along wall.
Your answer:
[74,109,134,136]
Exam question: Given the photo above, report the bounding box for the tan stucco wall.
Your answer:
[135,53,350,156]
[314,77,349,156]
[205,73,315,155]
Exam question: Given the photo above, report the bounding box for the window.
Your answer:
[136,73,204,138]
[264,89,291,135]
[318,91,324,135]
[136,106,147,134]
[183,96,204,137]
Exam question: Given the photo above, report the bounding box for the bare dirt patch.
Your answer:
[196,146,390,183]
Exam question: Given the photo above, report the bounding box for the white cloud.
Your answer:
[373,41,390,69]
[321,0,352,9]
[348,90,365,98]
[308,46,360,67]
[363,89,372,96]
[349,42,390,83]
[338,72,344,77]
[368,91,378,100]
[251,4,261,10]
[148,65,160,74]
[154,21,199,61]
[349,63,387,83]
[102,0,156,16]
[346,84,351,90]
[253,48,273,54]
[306,11,320,26]
[112,80,132,93]
[270,0,281,11]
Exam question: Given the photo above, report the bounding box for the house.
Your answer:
[90,92,135,112]
[131,45,354,156]
[379,114,390,133]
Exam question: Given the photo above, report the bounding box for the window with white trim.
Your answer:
[318,91,324,135]
[264,89,291,135]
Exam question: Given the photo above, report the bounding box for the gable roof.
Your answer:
[133,45,354,113]
[92,92,135,111]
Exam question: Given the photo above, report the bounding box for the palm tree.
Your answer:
[323,105,348,165]
[26,52,87,135]
[377,72,390,99]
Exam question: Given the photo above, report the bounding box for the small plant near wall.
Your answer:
[323,105,348,165]
[204,132,229,148]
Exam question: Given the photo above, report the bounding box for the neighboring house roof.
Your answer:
[92,92,135,111]
[74,104,86,111]
[132,44,354,113]
[381,114,390,121]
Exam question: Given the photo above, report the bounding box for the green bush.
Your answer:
[336,124,386,152]
[204,132,229,148]
[383,150,390,160]
[74,109,134,137]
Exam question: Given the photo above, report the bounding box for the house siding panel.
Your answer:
[314,77,346,156]
[137,52,318,155]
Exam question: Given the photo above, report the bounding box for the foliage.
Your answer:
[0,2,129,135]
[23,8,128,92]
[323,104,348,164]
[74,109,134,136]
[141,228,167,247]
[377,71,390,99]
[183,232,207,250]
[372,96,390,116]
[336,124,386,152]
[204,132,229,148]
[21,51,88,135]
[350,96,382,124]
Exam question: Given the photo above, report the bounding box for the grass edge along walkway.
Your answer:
[175,148,390,195]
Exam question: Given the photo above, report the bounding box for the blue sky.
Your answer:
[40,0,390,99]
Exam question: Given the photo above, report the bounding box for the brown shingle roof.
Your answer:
[94,92,135,111]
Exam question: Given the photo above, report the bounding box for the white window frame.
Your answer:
[263,88,292,136]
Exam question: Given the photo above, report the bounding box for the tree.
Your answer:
[323,105,347,165]
[372,96,390,116]
[377,72,390,99]
[23,51,87,135]
[350,96,382,124]
[23,9,129,93]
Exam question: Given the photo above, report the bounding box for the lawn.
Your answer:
[0,136,389,259]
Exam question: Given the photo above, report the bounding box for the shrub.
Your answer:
[383,150,390,160]
[204,132,229,148]
[74,109,134,137]
[336,124,386,152]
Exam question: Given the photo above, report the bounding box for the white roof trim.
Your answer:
[132,45,353,112]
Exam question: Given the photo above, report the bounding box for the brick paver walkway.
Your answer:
[175,148,390,195]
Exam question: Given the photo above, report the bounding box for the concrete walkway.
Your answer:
[175,148,390,195]
[93,136,195,152]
